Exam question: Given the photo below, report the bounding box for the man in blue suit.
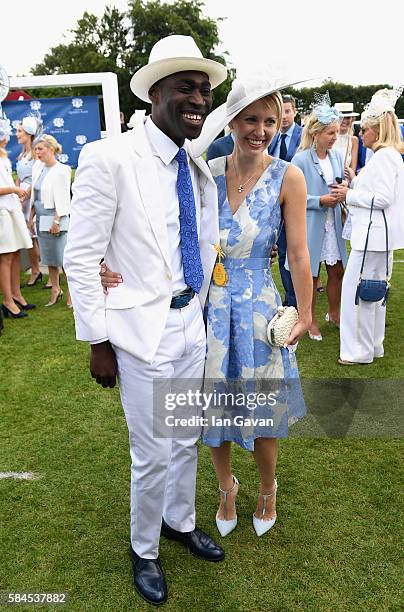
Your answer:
[269,95,302,306]
[268,94,303,161]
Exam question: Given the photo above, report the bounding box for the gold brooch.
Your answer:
[213,244,228,286]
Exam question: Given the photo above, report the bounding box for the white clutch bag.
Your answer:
[267,306,299,347]
[39,215,69,232]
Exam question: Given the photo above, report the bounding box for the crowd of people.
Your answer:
[195,86,403,363]
[0,117,72,332]
[1,33,403,606]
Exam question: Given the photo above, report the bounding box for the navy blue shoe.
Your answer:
[13,299,36,311]
[1,304,28,319]
[161,518,224,562]
[130,547,168,606]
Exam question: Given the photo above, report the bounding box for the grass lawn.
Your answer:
[0,254,403,611]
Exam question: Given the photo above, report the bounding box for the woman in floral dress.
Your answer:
[197,78,312,537]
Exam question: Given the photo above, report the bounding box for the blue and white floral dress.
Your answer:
[202,156,306,450]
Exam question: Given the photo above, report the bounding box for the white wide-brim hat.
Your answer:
[22,116,40,135]
[334,102,359,117]
[192,75,310,157]
[130,35,228,102]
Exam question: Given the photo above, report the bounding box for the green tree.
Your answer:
[289,81,404,119]
[31,1,233,123]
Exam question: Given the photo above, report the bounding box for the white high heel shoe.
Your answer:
[216,475,239,537]
[308,331,322,341]
[253,479,277,537]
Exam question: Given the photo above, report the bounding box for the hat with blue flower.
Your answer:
[312,91,341,125]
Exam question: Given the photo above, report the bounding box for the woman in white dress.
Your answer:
[16,116,42,285]
[334,103,359,173]
[0,117,33,318]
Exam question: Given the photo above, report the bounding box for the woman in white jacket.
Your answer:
[0,117,33,319]
[29,135,71,306]
[331,88,404,364]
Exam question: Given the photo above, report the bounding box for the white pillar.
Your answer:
[9,73,121,137]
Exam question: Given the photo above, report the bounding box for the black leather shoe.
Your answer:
[22,271,43,287]
[1,304,28,319]
[130,547,168,606]
[13,299,36,311]
[161,519,224,562]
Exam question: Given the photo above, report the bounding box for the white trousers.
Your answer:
[340,249,393,363]
[114,296,206,559]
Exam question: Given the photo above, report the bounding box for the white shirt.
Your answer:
[145,117,201,296]
[318,155,334,186]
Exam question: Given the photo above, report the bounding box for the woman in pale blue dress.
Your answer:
[100,78,312,539]
[16,116,42,285]
[29,135,71,307]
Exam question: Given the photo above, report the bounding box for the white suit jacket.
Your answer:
[346,147,404,251]
[64,118,219,363]
[31,160,71,217]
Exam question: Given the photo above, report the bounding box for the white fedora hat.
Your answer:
[334,102,359,117]
[130,35,228,102]
[192,75,311,157]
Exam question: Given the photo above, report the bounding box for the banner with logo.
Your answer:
[3,96,101,169]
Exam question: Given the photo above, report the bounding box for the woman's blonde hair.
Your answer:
[35,134,62,156]
[231,92,283,133]
[261,92,283,132]
[299,113,340,151]
[362,111,404,154]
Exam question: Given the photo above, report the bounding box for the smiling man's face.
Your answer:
[149,71,213,146]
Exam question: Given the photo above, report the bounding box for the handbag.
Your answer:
[354,198,390,306]
[39,215,69,232]
[267,306,299,347]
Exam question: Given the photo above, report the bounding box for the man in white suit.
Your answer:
[64,35,227,606]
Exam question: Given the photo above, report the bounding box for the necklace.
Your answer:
[232,156,265,193]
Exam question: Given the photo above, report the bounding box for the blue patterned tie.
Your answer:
[174,148,204,293]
